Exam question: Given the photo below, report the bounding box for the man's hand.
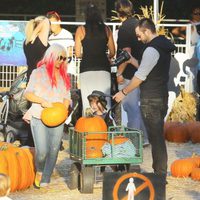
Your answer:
[113,91,126,103]
[125,53,139,68]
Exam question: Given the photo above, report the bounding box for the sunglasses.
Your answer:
[58,55,67,61]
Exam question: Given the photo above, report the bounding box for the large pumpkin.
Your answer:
[41,102,68,127]
[170,158,198,178]
[189,123,200,143]
[164,122,190,143]
[85,140,106,158]
[109,136,129,145]
[0,143,35,192]
[75,116,108,140]
[191,168,200,181]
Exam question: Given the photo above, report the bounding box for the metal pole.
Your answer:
[153,0,159,24]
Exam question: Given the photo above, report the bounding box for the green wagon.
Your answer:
[68,126,143,193]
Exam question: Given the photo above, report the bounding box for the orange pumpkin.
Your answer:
[109,136,129,145]
[85,140,106,158]
[171,158,198,178]
[75,116,108,140]
[190,125,200,144]
[164,122,190,143]
[191,168,200,181]
[41,102,68,127]
[191,156,200,167]
[0,143,35,192]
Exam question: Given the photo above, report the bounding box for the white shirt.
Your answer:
[48,28,74,53]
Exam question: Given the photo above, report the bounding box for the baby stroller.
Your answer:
[0,70,33,146]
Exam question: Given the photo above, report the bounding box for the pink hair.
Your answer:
[37,53,70,90]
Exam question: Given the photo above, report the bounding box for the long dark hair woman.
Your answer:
[75,3,116,115]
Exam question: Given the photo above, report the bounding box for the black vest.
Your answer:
[140,36,176,99]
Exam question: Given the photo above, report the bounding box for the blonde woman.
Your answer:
[23,16,50,81]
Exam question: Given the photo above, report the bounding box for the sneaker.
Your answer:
[34,172,42,188]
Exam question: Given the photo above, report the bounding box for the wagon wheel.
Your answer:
[68,162,81,190]
[112,172,155,200]
[80,166,95,193]
[6,130,16,143]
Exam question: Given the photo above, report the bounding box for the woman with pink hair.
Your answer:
[23,43,71,188]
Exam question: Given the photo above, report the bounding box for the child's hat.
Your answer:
[87,90,108,109]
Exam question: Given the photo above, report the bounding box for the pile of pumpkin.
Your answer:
[0,142,35,192]
[75,115,129,159]
[164,121,200,143]
[171,154,200,181]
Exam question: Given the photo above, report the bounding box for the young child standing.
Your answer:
[0,174,12,200]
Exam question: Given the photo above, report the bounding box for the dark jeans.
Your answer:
[140,97,168,175]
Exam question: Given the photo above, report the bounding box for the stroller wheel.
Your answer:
[6,130,16,143]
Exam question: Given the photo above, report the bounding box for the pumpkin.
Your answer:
[189,122,200,143]
[191,156,200,167]
[85,140,106,158]
[191,168,200,181]
[0,143,35,192]
[170,158,198,178]
[75,116,108,140]
[41,102,68,127]
[164,122,190,143]
[109,136,129,145]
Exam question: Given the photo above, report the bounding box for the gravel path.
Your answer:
[9,139,200,200]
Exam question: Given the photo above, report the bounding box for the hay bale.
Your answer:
[167,87,198,122]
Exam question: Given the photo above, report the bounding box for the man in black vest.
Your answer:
[114,18,176,176]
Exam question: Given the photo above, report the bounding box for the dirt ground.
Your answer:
[9,137,200,200]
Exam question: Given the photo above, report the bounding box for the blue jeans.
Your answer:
[118,79,148,142]
[140,97,168,175]
[30,117,64,183]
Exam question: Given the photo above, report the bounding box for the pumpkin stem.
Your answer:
[191,152,198,158]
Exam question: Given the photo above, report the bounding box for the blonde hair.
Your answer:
[25,15,46,45]
[0,173,10,197]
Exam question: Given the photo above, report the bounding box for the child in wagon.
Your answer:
[86,90,115,127]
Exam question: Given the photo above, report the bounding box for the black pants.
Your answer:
[140,97,168,175]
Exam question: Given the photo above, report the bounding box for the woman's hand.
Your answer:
[41,100,52,108]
